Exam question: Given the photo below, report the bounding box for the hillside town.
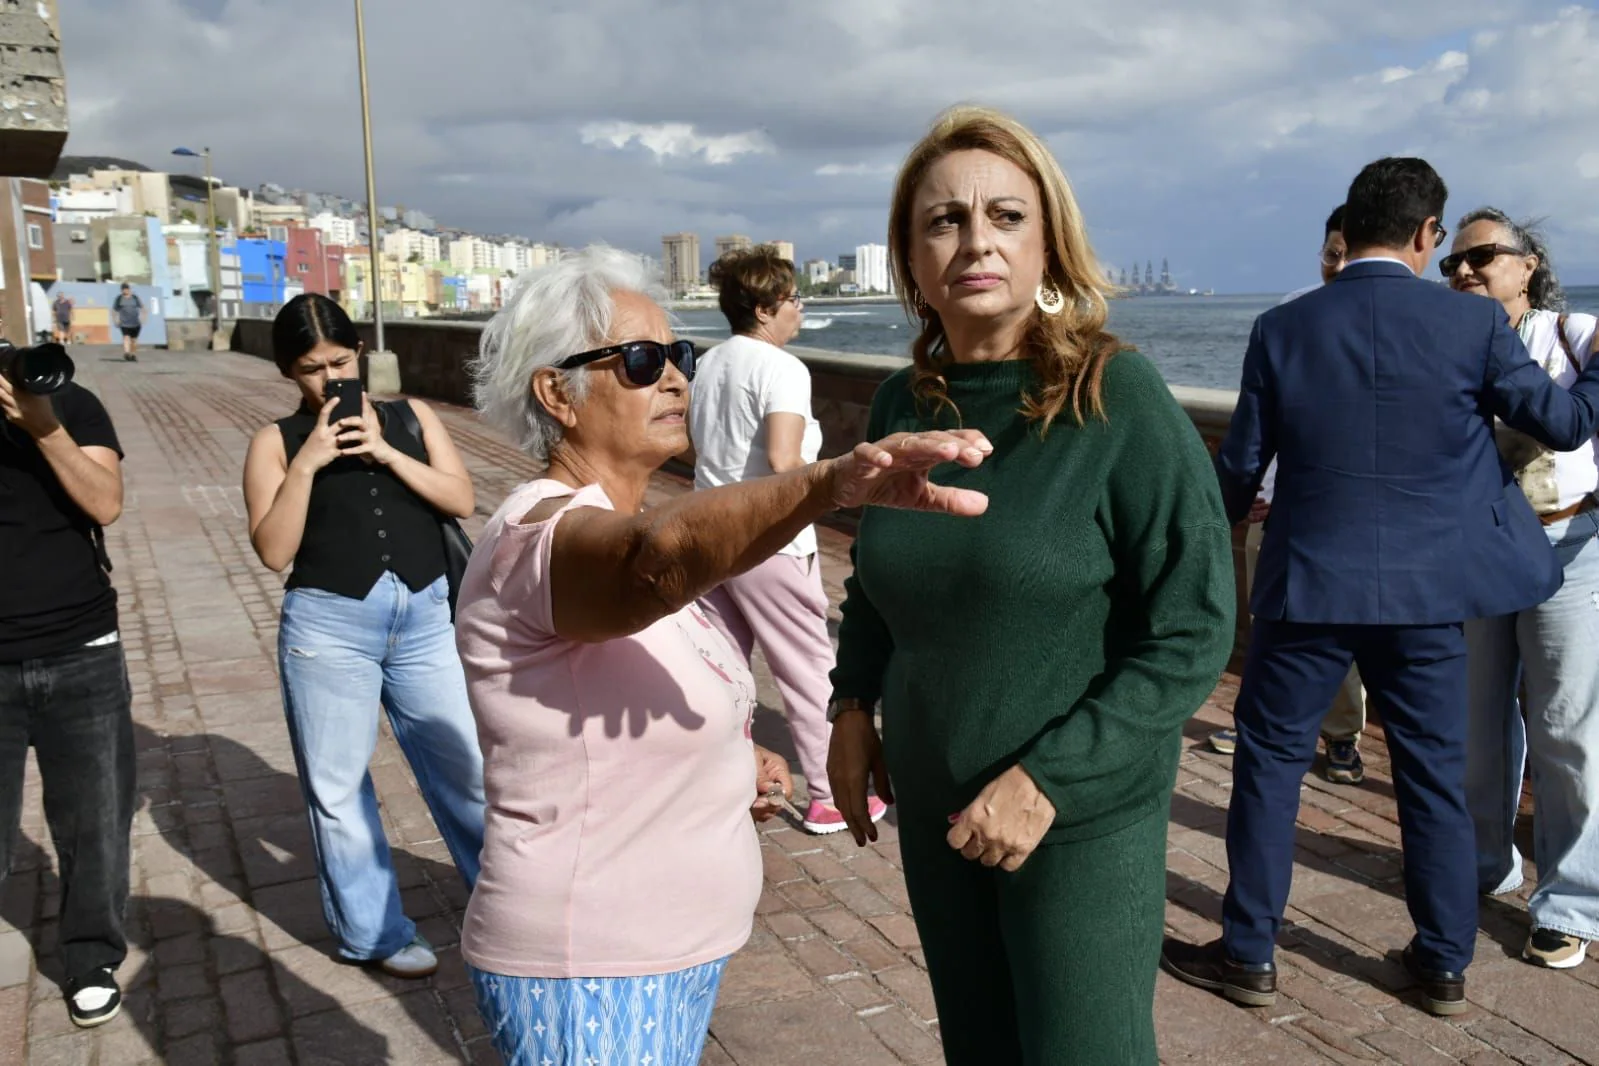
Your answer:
[0,156,920,345]
[0,156,588,345]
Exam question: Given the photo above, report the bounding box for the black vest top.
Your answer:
[275,404,446,599]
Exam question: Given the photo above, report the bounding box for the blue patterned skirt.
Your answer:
[469,957,729,1066]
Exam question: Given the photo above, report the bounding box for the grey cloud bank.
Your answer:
[58,0,1599,292]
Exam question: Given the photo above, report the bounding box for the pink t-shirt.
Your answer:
[455,479,762,978]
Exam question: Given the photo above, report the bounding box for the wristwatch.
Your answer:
[826,697,872,723]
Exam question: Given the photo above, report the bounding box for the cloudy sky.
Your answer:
[58,0,1599,293]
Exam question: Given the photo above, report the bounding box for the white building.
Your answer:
[804,259,832,285]
[466,273,497,309]
[449,236,500,272]
[309,212,359,247]
[529,243,560,270]
[162,221,212,319]
[498,242,529,274]
[855,243,892,295]
[55,187,132,225]
[383,228,440,264]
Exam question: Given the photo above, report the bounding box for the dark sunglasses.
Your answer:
[557,339,697,386]
[1438,243,1522,278]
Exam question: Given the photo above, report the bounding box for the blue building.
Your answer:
[227,237,287,312]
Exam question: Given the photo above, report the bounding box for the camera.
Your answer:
[0,340,75,395]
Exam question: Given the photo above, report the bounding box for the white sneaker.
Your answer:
[377,935,437,978]
[66,967,122,1028]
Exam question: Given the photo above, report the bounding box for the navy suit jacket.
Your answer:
[1216,260,1599,625]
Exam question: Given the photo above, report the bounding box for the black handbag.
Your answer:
[383,400,473,620]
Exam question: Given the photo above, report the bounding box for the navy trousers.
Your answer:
[1221,619,1477,973]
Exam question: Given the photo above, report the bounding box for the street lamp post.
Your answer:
[172,146,222,341]
[354,0,384,351]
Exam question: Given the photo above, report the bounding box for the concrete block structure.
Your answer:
[0,0,67,178]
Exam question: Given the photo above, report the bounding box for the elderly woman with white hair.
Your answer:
[454,245,992,1066]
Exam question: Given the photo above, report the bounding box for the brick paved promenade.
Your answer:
[2,346,1595,1064]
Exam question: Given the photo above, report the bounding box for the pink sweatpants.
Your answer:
[700,553,836,807]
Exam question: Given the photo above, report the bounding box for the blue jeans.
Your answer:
[1466,509,1599,941]
[278,572,485,960]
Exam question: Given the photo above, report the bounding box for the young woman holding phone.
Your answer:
[241,294,486,977]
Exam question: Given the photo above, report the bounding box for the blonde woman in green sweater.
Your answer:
[826,107,1237,1064]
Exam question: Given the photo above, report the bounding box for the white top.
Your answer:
[1342,256,1414,272]
[1502,309,1599,513]
[690,334,824,557]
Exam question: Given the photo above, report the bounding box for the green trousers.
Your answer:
[899,805,1169,1065]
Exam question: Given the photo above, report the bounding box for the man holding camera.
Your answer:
[0,349,135,1028]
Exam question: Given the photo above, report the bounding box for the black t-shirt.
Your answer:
[0,384,123,662]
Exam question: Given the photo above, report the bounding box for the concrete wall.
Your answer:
[166,318,236,351]
[0,0,68,178]
[232,317,1253,661]
[235,316,481,405]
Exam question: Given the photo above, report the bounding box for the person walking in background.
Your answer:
[1210,204,1369,786]
[692,245,887,835]
[1163,157,1599,1018]
[240,294,485,979]
[52,290,73,345]
[111,284,142,362]
[1447,207,1599,970]
[458,246,989,1066]
[827,107,1236,1064]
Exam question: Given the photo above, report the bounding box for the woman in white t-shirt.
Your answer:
[1448,208,1599,970]
[691,247,889,834]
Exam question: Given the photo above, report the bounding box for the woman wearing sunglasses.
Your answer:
[690,246,889,835]
[457,245,991,1066]
[1446,208,1599,970]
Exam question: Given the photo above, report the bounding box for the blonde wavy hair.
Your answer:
[889,106,1123,430]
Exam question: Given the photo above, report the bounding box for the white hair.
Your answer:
[474,244,667,464]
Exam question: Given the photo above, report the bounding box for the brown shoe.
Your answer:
[1402,943,1467,1016]
[1160,937,1277,1006]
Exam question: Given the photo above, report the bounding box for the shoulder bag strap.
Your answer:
[1555,313,1579,365]
[383,398,428,457]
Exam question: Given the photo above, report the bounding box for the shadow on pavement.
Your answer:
[132,721,474,1063]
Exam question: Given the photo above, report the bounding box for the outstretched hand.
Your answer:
[828,430,991,515]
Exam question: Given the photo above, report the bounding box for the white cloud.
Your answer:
[579,122,774,165]
[814,162,897,178]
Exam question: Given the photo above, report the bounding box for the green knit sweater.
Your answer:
[831,351,1236,842]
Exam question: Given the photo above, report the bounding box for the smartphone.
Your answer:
[324,379,364,427]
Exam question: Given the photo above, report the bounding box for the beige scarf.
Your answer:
[1495,313,1579,514]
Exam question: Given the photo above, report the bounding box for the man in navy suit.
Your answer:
[1161,157,1599,1017]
